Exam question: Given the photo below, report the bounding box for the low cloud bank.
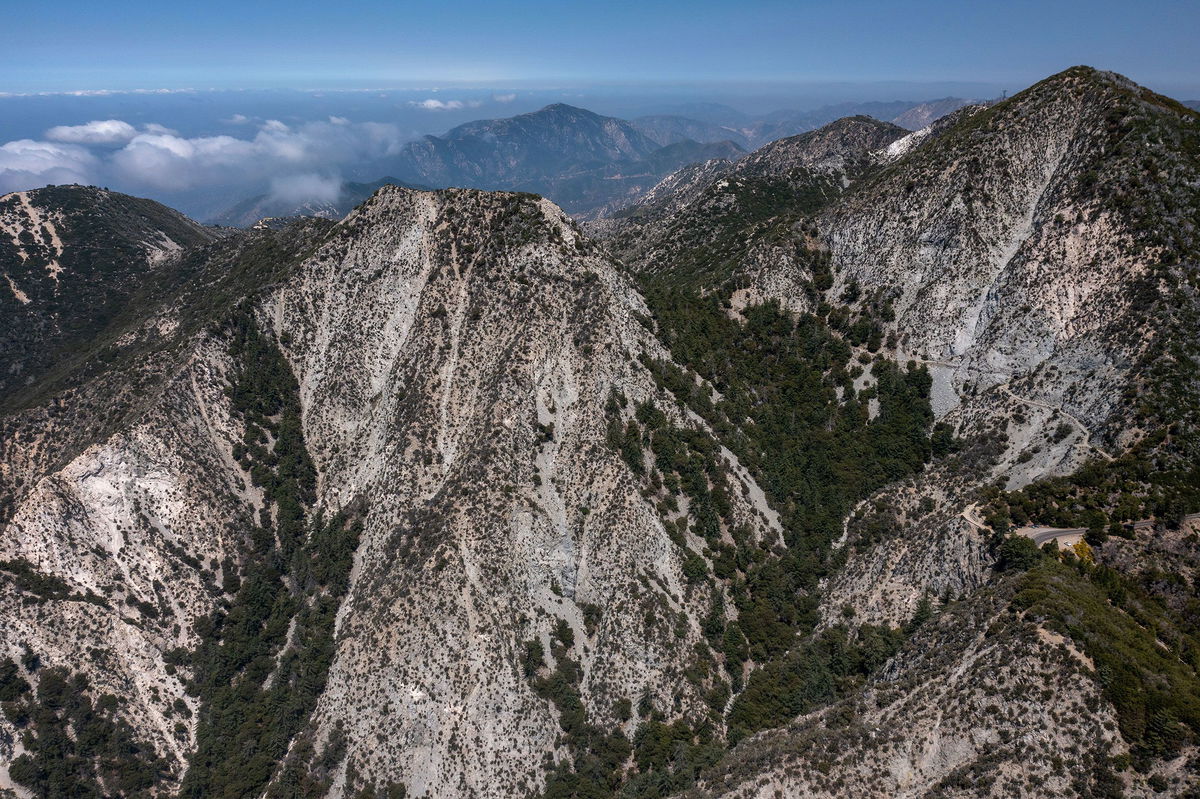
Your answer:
[267,172,343,206]
[0,139,96,189]
[0,117,410,209]
[409,98,483,111]
[45,119,138,145]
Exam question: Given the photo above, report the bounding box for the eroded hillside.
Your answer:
[0,65,1198,799]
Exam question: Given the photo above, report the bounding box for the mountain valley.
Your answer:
[1,66,1199,799]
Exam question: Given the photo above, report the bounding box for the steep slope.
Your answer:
[586,67,1200,797]
[253,186,792,798]
[786,71,1200,693]
[684,573,1200,798]
[599,116,906,306]
[609,67,1200,630]
[0,186,218,400]
[0,205,334,795]
[0,185,806,799]
[2,66,1198,799]
[821,65,1200,529]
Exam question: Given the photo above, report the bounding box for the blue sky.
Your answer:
[3,0,1198,95]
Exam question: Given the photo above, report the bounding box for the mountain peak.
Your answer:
[1009,64,1199,119]
[535,102,594,114]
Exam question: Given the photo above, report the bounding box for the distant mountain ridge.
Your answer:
[628,115,752,148]
[210,99,975,224]
[383,99,974,215]
[385,103,744,215]
[732,98,977,146]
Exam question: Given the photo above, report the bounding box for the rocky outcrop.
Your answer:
[0,334,258,786]
[819,68,1200,624]
[0,186,785,798]
[597,116,906,295]
[1,66,1198,799]
[262,186,781,797]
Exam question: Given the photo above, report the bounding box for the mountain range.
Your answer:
[1,66,1199,799]
[208,97,977,226]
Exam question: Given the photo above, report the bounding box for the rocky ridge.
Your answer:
[0,65,1198,799]
[0,186,218,398]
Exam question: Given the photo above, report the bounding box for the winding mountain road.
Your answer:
[994,383,1113,462]
[962,504,1200,547]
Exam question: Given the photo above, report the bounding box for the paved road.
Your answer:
[961,505,1200,547]
[1022,526,1086,546]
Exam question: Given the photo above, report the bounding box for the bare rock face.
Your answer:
[262,186,777,797]
[818,67,1200,627]
[593,116,907,327]
[0,185,782,798]
[0,336,257,785]
[1,67,1198,799]
[828,68,1196,440]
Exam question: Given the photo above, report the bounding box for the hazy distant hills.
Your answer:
[889,97,979,129]
[210,96,977,224]
[628,115,753,148]
[386,103,744,215]
[385,99,980,214]
[733,97,977,146]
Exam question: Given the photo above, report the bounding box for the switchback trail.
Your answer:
[900,354,1113,462]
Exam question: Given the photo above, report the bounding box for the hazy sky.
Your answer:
[3,0,1198,95]
[2,0,1197,221]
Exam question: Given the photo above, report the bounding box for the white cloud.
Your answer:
[110,132,258,190]
[0,88,197,98]
[0,139,96,193]
[410,99,465,111]
[44,119,138,145]
[225,114,250,124]
[407,98,482,111]
[1,115,411,206]
[103,117,407,191]
[142,123,178,136]
[493,93,517,103]
[268,173,343,206]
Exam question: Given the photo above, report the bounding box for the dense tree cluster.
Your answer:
[3,663,167,798]
[180,312,364,799]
